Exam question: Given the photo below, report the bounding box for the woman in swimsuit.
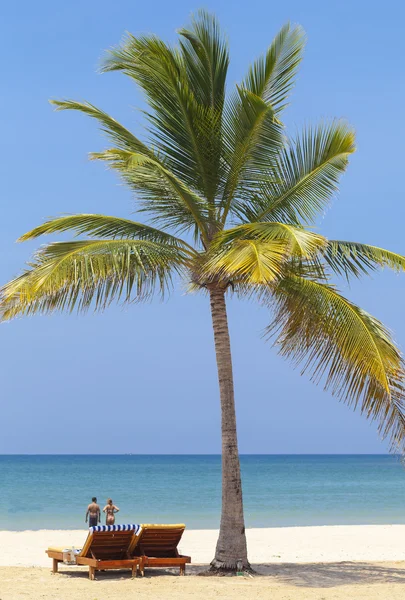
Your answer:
[103,498,120,525]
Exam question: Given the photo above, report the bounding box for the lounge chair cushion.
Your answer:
[89,523,140,533]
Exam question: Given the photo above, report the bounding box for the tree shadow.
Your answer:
[253,561,405,588]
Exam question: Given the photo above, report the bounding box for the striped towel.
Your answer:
[89,523,141,534]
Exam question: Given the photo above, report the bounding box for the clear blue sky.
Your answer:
[1,0,405,454]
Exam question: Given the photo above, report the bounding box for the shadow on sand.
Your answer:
[252,561,405,588]
[53,561,405,587]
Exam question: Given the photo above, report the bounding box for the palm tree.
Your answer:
[2,11,405,572]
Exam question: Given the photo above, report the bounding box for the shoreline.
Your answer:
[2,524,405,567]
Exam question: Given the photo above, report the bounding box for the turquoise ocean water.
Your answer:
[2,455,405,531]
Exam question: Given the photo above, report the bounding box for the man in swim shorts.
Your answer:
[85,497,100,528]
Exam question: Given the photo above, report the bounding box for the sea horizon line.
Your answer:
[0,452,397,457]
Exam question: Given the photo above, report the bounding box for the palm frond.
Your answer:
[242,23,305,112]
[323,240,405,280]
[1,239,188,320]
[102,30,222,202]
[50,101,211,241]
[204,239,288,285]
[18,214,196,253]
[239,120,355,225]
[178,9,229,110]
[218,23,305,224]
[90,149,210,243]
[265,275,405,451]
[213,222,327,259]
[220,88,284,223]
[50,100,152,155]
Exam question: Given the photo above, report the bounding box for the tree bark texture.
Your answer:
[209,286,250,571]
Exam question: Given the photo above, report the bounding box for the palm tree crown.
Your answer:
[2,11,405,451]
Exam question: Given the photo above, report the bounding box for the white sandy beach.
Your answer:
[1,524,405,567]
[1,526,405,599]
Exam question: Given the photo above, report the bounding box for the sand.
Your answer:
[1,524,405,567]
[2,563,405,600]
[1,526,405,599]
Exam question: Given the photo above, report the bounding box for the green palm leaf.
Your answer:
[50,100,212,240]
[18,214,195,252]
[239,121,356,225]
[242,23,305,112]
[220,89,284,223]
[102,29,221,202]
[213,222,327,259]
[323,240,405,279]
[265,275,405,450]
[89,149,210,242]
[219,23,305,224]
[178,10,229,110]
[50,100,152,155]
[204,239,288,285]
[1,239,188,320]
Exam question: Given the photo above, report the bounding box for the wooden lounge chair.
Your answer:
[130,524,191,576]
[46,524,141,580]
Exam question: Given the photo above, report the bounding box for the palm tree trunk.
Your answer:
[209,285,250,572]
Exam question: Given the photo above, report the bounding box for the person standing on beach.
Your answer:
[85,497,101,528]
[103,498,119,525]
